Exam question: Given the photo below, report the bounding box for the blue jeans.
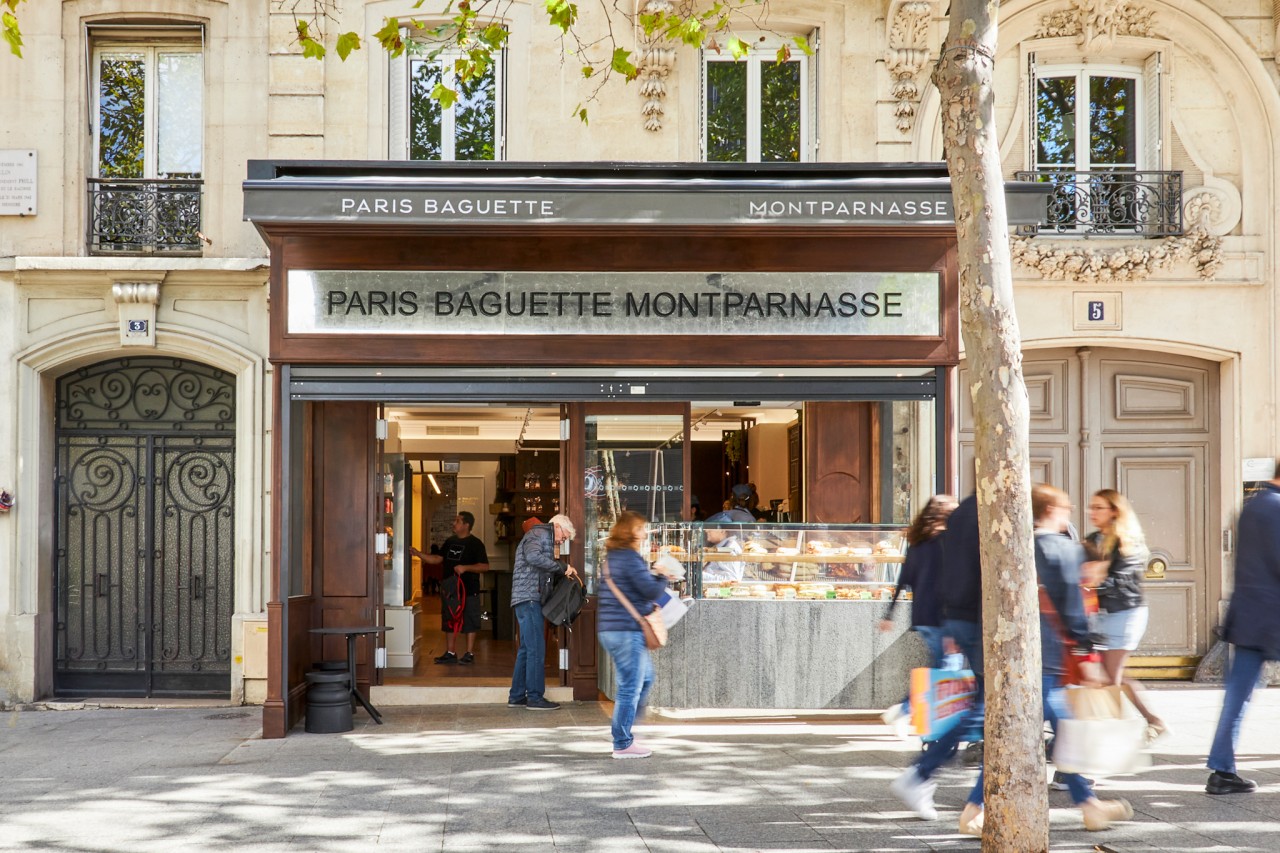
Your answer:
[1208,645,1268,774]
[967,674,1093,806]
[509,600,547,703]
[599,630,655,750]
[915,619,985,781]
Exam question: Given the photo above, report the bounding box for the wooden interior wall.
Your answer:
[803,402,876,523]
[310,401,378,700]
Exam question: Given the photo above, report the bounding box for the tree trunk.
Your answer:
[933,2,1048,850]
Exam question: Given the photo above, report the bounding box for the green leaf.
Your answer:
[2,10,22,58]
[726,36,749,59]
[792,35,814,56]
[674,17,705,48]
[480,24,508,49]
[774,45,791,65]
[336,32,361,61]
[300,36,326,60]
[581,65,594,79]
[431,82,458,110]
[544,0,577,33]
[374,18,405,57]
[575,106,589,125]
[610,47,637,79]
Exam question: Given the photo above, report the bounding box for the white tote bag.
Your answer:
[1052,686,1149,776]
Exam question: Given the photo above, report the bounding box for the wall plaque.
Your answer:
[288,270,942,337]
[0,150,36,216]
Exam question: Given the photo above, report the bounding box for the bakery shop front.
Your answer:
[243,161,1047,737]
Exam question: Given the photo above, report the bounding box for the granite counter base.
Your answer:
[602,600,930,709]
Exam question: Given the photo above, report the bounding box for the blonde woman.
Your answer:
[1084,489,1169,740]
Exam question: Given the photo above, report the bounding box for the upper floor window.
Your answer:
[1034,67,1138,174]
[1021,55,1181,237]
[95,46,203,179]
[703,35,813,162]
[90,41,203,254]
[390,38,504,160]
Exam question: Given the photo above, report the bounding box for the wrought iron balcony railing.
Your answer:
[1014,169,1183,238]
[87,178,203,254]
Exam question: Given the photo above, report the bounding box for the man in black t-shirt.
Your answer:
[415,512,489,665]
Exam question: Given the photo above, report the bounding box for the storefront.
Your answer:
[243,161,1049,737]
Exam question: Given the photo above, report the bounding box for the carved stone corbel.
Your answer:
[637,0,676,131]
[885,0,933,134]
[113,280,161,347]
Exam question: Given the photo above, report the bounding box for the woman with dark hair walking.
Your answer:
[879,494,958,726]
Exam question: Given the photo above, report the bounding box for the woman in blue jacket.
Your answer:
[598,511,677,759]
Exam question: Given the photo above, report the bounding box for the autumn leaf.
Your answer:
[336,32,362,61]
[726,36,749,59]
[374,19,405,57]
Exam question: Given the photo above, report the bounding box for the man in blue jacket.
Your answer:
[508,514,578,711]
[1206,460,1280,794]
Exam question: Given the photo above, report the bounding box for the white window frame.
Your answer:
[701,34,813,163]
[91,44,204,179]
[389,35,506,161]
[1032,62,1146,173]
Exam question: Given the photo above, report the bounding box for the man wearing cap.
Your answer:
[508,514,579,710]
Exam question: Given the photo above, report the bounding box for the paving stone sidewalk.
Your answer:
[2,686,1279,852]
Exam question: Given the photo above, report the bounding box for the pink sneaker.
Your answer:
[612,742,652,759]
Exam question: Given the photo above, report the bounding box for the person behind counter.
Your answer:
[699,507,755,583]
[598,511,680,759]
[879,494,957,726]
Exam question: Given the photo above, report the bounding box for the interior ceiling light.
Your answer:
[427,473,442,495]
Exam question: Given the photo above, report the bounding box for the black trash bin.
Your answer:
[313,660,358,710]
[304,670,353,733]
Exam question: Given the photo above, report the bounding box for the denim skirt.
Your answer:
[1097,605,1149,651]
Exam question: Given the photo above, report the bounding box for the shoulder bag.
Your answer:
[1038,585,1096,686]
[602,554,667,650]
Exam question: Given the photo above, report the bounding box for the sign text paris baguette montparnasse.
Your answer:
[288,270,942,337]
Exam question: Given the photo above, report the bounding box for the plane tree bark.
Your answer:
[933,2,1048,849]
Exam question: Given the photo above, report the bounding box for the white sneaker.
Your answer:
[891,768,939,821]
[881,704,907,726]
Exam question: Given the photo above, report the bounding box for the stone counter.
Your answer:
[603,599,929,709]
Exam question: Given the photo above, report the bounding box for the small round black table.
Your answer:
[308,625,393,724]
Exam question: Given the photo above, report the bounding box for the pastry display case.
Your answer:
[648,522,908,601]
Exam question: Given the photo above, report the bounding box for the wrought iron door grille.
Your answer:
[57,358,234,432]
[55,358,235,697]
[87,178,203,255]
[1014,169,1183,237]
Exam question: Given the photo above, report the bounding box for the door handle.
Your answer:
[192,574,204,600]
[95,573,109,597]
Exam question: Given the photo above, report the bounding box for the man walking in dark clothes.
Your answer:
[413,511,489,665]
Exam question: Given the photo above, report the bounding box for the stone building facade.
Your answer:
[1,0,1277,704]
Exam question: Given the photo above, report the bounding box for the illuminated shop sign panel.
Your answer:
[287,270,941,337]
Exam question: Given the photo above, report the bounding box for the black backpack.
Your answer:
[542,573,587,627]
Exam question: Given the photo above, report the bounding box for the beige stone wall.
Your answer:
[1,0,1279,702]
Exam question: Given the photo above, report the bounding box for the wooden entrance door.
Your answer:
[803,402,876,523]
[958,347,1218,655]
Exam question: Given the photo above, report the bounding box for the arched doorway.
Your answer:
[54,357,236,696]
[959,347,1219,662]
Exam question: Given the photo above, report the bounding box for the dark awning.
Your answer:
[243,160,1050,232]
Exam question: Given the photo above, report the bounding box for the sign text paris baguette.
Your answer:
[244,187,962,227]
[288,271,941,337]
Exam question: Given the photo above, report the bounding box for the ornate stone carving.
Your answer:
[1011,225,1222,281]
[885,0,933,134]
[111,282,161,304]
[1036,0,1157,50]
[637,0,676,131]
[1182,182,1241,238]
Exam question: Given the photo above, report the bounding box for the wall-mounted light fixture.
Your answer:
[427,473,442,495]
